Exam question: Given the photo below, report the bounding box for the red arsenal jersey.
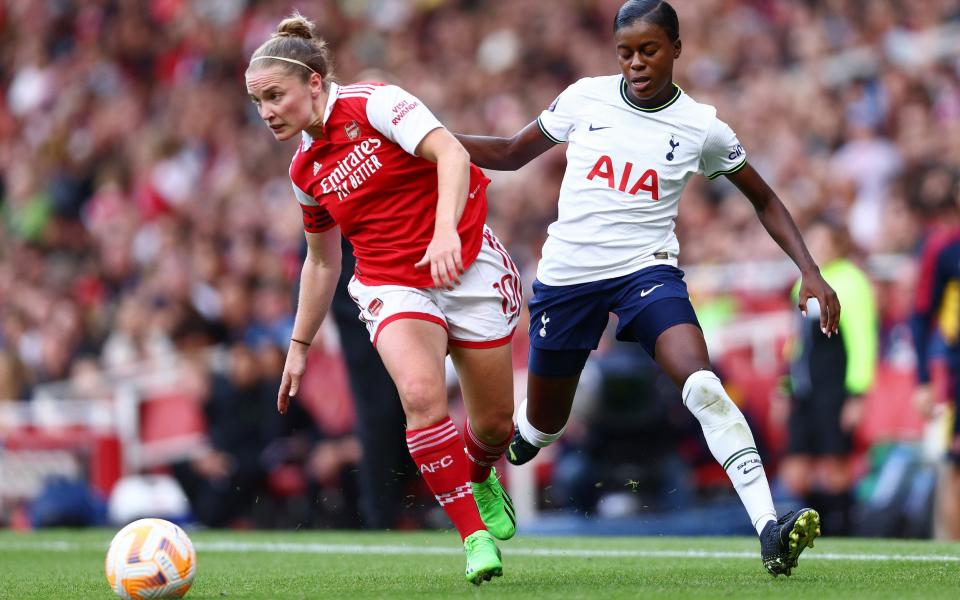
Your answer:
[288,82,490,288]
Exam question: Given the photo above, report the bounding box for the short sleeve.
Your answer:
[536,83,578,144]
[700,117,747,179]
[365,85,443,156]
[292,181,335,233]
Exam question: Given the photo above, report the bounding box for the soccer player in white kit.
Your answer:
[456,0,839,576]
[246,14,522,584]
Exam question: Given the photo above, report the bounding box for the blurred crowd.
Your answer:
[1,0,960,530]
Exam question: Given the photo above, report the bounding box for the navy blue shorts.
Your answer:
[527,265,700,375]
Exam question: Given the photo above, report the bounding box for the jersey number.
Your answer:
[494,274,522,318]
[586,155,659,200]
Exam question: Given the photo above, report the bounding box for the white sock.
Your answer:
[683,370,777,535]
[516,398,566,448]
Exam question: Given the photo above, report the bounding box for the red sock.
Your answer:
[407,417,485,540]
[463,419,513,483]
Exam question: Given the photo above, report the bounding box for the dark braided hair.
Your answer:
[614,0,680,42]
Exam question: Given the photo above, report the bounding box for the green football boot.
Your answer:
[463,530,503,585]
[471,467,517,540]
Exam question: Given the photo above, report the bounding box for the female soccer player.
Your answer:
[246,14,521,584]
[456,0,837,576]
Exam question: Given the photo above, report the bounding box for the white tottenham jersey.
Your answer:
[536,75,747,286]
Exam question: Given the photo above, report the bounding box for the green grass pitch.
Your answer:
[1,529,958,599]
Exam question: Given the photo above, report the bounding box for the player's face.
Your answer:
[615,20,681,103]
[246,66,320,141]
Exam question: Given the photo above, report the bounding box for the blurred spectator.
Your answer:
[259,342,363,529]
[910,180,960,539]
[779,218,878,536]
[171,343,279,527]
[0,349,28,401]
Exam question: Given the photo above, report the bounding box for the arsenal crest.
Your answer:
[368,298,383,316]
[345,120,360,140]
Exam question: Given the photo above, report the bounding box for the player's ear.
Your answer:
[673,38,682,59]
[309,72,324,96]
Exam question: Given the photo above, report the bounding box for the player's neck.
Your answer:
[305,89,330,139]
[626,80,677,109]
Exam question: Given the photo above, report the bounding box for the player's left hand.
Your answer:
[415,228,463,289]
[277,341,309,415]
[798,271,840,337]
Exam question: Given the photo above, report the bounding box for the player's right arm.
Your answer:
[455,82,579,171]
[455,121,556,171]
[278,226,342,414]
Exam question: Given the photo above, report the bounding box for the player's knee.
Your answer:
[394,375,445,422]
[469,409,515,444]
[682,370,743,423]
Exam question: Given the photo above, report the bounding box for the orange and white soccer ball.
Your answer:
[105,518,197,600]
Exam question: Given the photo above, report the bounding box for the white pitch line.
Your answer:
[2,540,958,563]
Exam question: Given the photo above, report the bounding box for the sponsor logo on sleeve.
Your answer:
[390,100,420,125]
[728,144,744,160]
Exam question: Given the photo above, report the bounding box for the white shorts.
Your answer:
[347,227,522,348]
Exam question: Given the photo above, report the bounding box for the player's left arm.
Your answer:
[727,164,840,336]
[414,127,471,289]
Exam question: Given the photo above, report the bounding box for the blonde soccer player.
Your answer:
[246,14,522,584]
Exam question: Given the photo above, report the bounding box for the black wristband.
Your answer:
[290,337,311,347]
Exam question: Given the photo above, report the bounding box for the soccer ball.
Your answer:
[105,518,197,599]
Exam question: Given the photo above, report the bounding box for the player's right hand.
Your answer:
[277,342,309,414]
[414,227,463,289]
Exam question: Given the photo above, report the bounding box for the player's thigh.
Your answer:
[524,276,609,430]
[375,318,449,426]
[612,276,708,388]
[449,342,514,441]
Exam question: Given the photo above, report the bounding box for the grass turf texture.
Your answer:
[0,530,958,599]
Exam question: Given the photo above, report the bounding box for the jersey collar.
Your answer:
[619,78,682,113]
[301,82,341,147]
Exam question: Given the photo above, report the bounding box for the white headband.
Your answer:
[250,55,318,75]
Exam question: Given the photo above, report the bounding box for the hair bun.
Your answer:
[276,14,314,39]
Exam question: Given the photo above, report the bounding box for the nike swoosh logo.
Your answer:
[588,124,611,131]
[743,465,763,474]
[639,283,664,297]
